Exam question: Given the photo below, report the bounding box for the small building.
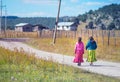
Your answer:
[57,22,78,31]
[15,23,33,32]
[33,24,49,31]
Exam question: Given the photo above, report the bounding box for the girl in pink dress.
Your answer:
[73,37,84,66]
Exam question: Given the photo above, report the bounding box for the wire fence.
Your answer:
[0,29,120,46]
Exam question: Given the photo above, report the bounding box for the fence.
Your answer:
[0,30,38,38]
[0,30,120,46]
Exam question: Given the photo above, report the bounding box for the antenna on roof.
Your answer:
[53,0,61,44]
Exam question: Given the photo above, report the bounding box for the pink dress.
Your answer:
[73,42,84,63]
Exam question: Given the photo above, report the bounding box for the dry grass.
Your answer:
[1,47,120,82]
[0,46,120,82]
[26,37,120,62]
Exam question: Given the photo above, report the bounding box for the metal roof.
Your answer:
[58,22,74,26]
[15,23,29,27]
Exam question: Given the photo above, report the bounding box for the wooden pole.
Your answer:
[0,0,2,32]
[113,30,116,46]
[102,30,104,45]
[53,0,61,44]
[4,5,7,37]
[108,30,110,46]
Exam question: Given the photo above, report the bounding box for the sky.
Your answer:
[2,0,120,17]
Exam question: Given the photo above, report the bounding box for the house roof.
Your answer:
[15,23,29,27]
[58,22,74,26]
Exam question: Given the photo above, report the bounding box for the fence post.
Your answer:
[92,29,93,36]
[81,29,82,36]
[74,31,76,38]
[102,30,104,45]
[107,30,110,46]
[113,30,116,46]
[96,29,98,43]
[87,29,89,38]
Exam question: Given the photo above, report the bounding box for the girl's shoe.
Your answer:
[90,63,93,66]
[77,63,81,66]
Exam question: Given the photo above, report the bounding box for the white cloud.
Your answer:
[62,5,88,16]
[9,12,54,17]
[84,2,107,6]
[23,0,58,5]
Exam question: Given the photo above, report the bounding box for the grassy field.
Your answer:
[0,47,120,82]
[25,37,120,62]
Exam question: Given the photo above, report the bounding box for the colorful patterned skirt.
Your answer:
[87,50,97,62]
[73,52,84,63]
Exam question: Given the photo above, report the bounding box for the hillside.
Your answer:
[2,17,56,30]
[77,4,120,30]
[1,16,76,30]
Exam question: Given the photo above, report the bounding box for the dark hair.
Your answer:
[78,37,82,43]
[89,36,94,40]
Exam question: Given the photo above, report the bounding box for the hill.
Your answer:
[1,16,77,30]
[77,4,120,30]
[1,17,56,30]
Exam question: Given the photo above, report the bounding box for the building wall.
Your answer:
[23,25,33,32]
[57,25,77,31]
[57,26,71,30]
[15,24,33,32]
[70,26,77,31]
[33,26,39,31]
[15,26,23,32]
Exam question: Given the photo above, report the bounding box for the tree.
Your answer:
[107,22,116,30]
[88,21,94,29]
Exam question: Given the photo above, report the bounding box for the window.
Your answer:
[66,26,69,28]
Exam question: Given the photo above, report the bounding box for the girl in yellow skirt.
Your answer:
[86,36,97,66]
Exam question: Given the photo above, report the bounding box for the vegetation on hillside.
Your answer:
[2,17,56,30]
[77,4,120,30]
[1,16,77,30]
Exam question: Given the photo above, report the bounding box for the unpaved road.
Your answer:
[0,40,120,79]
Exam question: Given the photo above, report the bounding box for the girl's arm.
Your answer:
[74,43,77,54]
[86,41,89,50]
[82,42,84,54]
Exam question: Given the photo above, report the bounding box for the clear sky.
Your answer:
[2,0,120,17]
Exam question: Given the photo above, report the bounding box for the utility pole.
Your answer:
[0,0,2,33]
[4,5,7,33]
[52,0,61,44]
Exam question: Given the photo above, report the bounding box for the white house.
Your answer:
[57,22,78,31]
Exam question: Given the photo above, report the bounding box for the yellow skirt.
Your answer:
[87,50,97,62]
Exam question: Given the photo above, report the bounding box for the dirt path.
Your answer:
[0,40,120,79]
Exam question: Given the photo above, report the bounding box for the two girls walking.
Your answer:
[73,36,97,66]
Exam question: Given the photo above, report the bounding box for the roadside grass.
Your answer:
[0,47,120,82]
[25,37,120,62]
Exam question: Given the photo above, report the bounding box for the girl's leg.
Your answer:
[77,62,81,66]
[90,62,93,66]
